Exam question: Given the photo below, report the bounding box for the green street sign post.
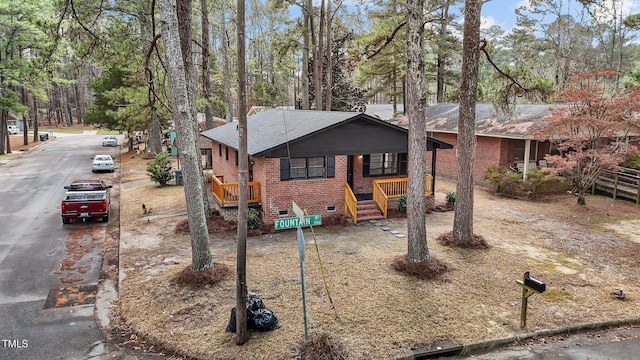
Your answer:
[274,201,323,343]
[274,215,322,230]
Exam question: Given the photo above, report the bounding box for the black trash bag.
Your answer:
[225,307,237,333]
[225,306,252,333]
[246,291,264,311]
[225,291,281,332]
[251,308,282,332]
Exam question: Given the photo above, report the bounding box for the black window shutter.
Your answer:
[363,154,370,177]
[326,156,335,178]
[280,158,290,180]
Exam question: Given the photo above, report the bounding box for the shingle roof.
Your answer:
[200,109,375,156]
[395,103,555,139]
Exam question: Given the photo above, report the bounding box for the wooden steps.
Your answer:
[356,200,385,222]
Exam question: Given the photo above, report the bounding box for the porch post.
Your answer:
[430,149,437,191]
[523,139,531,181]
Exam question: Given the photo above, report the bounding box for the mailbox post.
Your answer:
[516,271,546,329]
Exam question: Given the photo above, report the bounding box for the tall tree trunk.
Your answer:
[453,0,482,242]
[220,3,233,122]
[436,1,450,103]
[301,0,312,110]
[175,0,212,219]
[60,87,71,127]
[405,0,429,263]
[143,7,162,155]
[202,0,215,130]
[315,0,325,110]
[235,0,249,345]
[32,96,39,141]
[22,88,28,145]
[1,110,7,155]
[158,0,213,271]
[148,116,163,154]
[74,83,83,125]
[324,0,333,111]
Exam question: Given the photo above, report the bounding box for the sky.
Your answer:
[481,0,640,33]
[481,0,521,31]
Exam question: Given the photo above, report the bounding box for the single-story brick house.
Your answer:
[394,103,554,184]
[200,109,453,224]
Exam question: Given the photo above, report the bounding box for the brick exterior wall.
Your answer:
[256,156,347,224]
[351,155,407,194]
[210,139,457,223]
[211,142,239,183]
[428,133,514,186]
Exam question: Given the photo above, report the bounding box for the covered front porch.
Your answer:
[211,174,434,224]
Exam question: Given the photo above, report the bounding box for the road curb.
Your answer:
[395,317,640,359]
[459,317,640,356]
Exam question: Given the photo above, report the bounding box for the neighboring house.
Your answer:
[200,109,453,224]
[7,113,22,131]
[394,103,554,184]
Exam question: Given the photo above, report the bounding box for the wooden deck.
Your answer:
[211,175,261,207]
[592,168,640,204]
[344,176,434,224]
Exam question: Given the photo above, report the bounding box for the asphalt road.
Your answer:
[0,133,153,360]
[446,324,640,360]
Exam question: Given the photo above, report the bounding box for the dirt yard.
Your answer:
[5,133,38,152]
[113,153,640,360]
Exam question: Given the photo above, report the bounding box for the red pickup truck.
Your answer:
[61,180,112,224]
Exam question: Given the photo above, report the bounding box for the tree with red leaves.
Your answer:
[534,69,640,205]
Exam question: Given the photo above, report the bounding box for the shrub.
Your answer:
[445,190,456,206]
[247,208,262,230]
[484,165,569,199]
[203,172,213,184]
[620,155,640,170]
[397,195,407,213]
[146,153,174,186]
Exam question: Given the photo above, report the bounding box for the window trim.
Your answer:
[363,153,407,177]
[280,156,335,181]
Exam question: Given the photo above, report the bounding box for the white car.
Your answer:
[92,154,115,173]
[102,136,117,147]
[7,125,19,134]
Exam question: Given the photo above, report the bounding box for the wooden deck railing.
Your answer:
[372,176,434,217]
[372,181,389,217]
[212,175,261,206]
[344,183,358,224]
[593,168,640,204]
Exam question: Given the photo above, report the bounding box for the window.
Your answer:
[219,144,222,157]
[225,146,229,161]
[280,156,335,180]
[363,153,407,176]
[512,140,536,162]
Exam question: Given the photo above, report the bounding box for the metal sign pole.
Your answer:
[297,226,308,343]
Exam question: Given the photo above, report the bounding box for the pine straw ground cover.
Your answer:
[114,153,640,359]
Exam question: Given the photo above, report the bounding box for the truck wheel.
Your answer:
[62,217,70,224]
[102,214,109,222]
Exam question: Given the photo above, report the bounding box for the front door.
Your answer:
[347,155,354,190]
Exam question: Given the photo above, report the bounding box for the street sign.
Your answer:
[292,201,305,220]
[274,215,322,230]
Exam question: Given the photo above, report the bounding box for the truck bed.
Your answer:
[61,190,110,224]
